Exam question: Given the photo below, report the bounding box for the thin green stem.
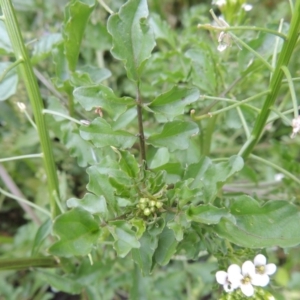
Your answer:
[43,109,82,125]
[201,94,260,112]
[236,107,250,138]
[0,58,23,82]
[0,257,59,270]
[281,65,299,119]
[250,154,300,185]
[239,0,300,158]
[97,0,114,14]
[198,24,287,40]
[269,107,291,124]
[230,33,273,71]
[1,0,61,218]
[194,90,269,120]
[271,19,284,76]
[289,0,294,13]
[16,102,38,129]
[0,153,43,163]
[0,187,51,217]
[136,85,147,165]
[267,105,300,123]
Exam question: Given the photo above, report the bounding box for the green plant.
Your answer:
[1,0,300,299]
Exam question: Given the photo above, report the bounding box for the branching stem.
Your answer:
[136,85,147,166]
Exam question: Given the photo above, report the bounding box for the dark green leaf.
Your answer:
[63,0,96,71]
[80,117,137,149]
[149,147,170,169]
[214,196,300,248]
[154,226,178,266]
[49,208,100,257]
[119,150,139,178]
[107,0,156,81]
[147,121,199,152]
[149,86,200,121]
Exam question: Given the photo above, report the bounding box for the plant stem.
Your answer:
[0,153,43,163]
[0,58,22,82]
[281,66,299,119]
[136,85,147,166]
[250,154,300,185]
[43,109,82,125]
[198,24,287,40]
[0,187,51,217]
[0,257,59,270]
[1,0,60,218]
[239,0,300,158]
[194,90,269,120]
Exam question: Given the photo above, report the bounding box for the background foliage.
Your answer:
[1,0,300,299]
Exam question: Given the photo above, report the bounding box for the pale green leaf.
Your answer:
[0,62,18,101]
[67,193,107,215]
[48,208,100,257]
[214,196,300,248]
[108,220,140,257]
[74,85,134,120]
[31,33,62,64]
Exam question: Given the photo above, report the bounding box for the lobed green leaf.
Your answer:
[107,0,156,82]
[48,208,100,257]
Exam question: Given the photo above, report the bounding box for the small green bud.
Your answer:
[150,207,156,213]
[156,201,163,208]
[140,203,146,210]
[149,200,156,207]
[140,198,148,204]
[144,208,151,216]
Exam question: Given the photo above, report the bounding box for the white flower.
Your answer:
[239,260,260,297]
[242,3,253,11]
[253,254,277,287]
[216,264,242,292]
[291,116,300,138]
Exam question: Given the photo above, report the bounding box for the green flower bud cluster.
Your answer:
[136,197,163,216]
[219,287,275,300]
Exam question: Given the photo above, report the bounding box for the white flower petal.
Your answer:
[254,254,266,266]
[228,264,241,275]
[240,283,254,297]
[216,271,227,285]
[242,260,255,277]
[254,274,270,287]
[217,43,227,52]
[265,263,277,275]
